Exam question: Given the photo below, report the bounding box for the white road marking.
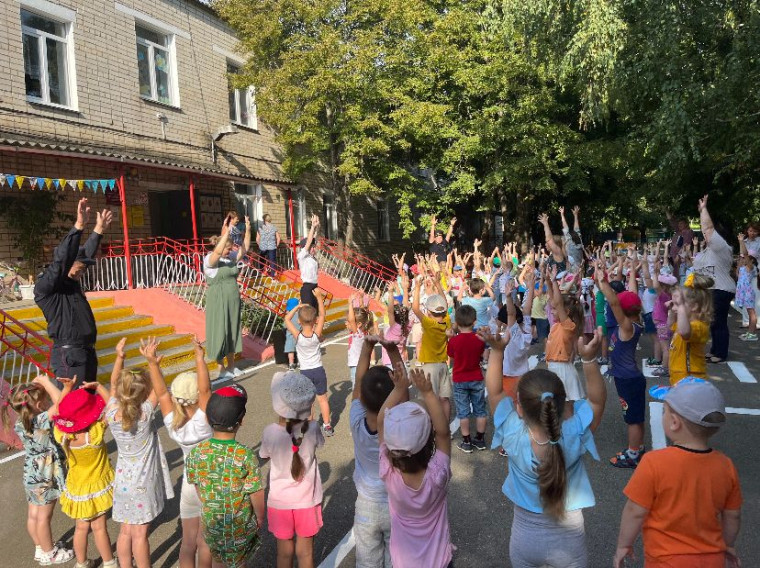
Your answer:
[727,362,757,384]
[317,528,355,568]
[726,407,760,416]
[528,355,538,370]
[0,451,23,465]
[649,402,666,450]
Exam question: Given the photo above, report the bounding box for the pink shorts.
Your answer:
[268,505,323,540]
[655,322,673,342]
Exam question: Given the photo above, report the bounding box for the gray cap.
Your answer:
[665,379,726,428]
[271,371,316,420]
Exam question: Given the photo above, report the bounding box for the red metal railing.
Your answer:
[313,237,396,294]
[0,309,53,387]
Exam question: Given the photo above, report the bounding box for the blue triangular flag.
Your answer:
[85,181,93,191]
[37,177,45,190]
[99,180,108,192]
[108,179,116,190]
[52,179,60,189]
[6,175,16,189]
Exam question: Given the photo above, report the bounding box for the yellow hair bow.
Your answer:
[684,273,695,288]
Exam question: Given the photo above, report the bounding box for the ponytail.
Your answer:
[285,419,310,482]
[7,383,46,434]
[171,398,189,431]
[537,395,567,519]
[0,398,11,432]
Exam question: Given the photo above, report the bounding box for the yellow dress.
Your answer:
[53,421,114,520]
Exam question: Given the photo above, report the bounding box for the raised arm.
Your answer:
[303,214,320,251]
[194,337,211,411]
[411,275,425,321]
[428,215,437,244]
[478,329,510,414]
[409,367,450,455]
[522,270,536,316]
[572,206,581,233]
[671,289,692,339]
[347,292,359,333]
[110,337,127,394]
[595,263,633,340]
[378,362,412,441]
[207,221,231,269]
[559,206,570,232]
[353,335,378,401]
[82,209,112,259]
[697,194,715,243]
[538,213,562,256]
[139,337,163,409]
[445,217,456,243]
[284,303,302,338]
[48,377,75,418]
[577,329,606,432]
[236,216,252,261]
[313,288,327,337]
[31,374,63,406]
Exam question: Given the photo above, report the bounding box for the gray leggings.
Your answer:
[509,506,588,568]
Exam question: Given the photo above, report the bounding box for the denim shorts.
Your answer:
[453,380,487,419]
[534,318,550,340]
[354,493,391,568]
[642,312,656,334]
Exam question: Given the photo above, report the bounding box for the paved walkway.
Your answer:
[1,314,759,567]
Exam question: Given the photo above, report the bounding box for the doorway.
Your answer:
[149,190,194,239]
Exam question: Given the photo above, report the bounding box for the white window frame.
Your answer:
[285,188,307,241]
[377,199,390,242]
[135,24,179,107]
[20,2,78,110]
[323,194,338,241]
[233,184,263,234]
[227,63,258,130]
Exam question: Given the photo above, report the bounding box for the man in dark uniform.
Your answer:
[428,214,456,262]
[35,198,112,386]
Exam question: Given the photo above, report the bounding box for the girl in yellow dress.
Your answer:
[52,379,116,568]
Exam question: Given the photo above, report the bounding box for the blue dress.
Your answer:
[735,266,757,308]
[15,411,67,505]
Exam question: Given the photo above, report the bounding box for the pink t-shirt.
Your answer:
[653,291,671,324]
[379,443,453,568]
[260,421,324,509]
[381,323,406,365]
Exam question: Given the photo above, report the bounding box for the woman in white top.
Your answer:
[145,337,214,568]
[204,214,251,380]
[298,214,321,309]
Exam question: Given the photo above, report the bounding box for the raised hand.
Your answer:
[698,194,709,212]
[310,214,320,227]
[449,217,457,227]
[477,328,509,350]
[577,327,602,361]
[75,198,91,229]
[430,214,437,226]
[80,381,100,391]
[572,206,580,216]
[139,337,163,365]
[558,206,565,216]
[364,334,382,347]
[244,216,251,231]
[313,287,326,299]
[115,337,127,359]
[95,209,113,232]
[737,233,745,242]
[538,213,549,225]
[391,361,410,390]
[192,335,204,356]
[409,367,432,393]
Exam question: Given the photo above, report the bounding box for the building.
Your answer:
[0,0,407,272]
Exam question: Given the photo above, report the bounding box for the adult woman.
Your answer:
[256,213,281,275]
[204,214,251,380]
[692,195,735,363]
[298,214,320,309]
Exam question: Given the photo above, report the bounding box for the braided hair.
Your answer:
[285,418,311,481]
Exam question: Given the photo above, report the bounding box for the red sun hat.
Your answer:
[618,291,642,312]
[54,388,106,433]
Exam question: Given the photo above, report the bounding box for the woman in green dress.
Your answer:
[204,214,251,380]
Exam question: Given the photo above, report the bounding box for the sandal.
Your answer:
[38,546,74,566]
[708,356,727,364]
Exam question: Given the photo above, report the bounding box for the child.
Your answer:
[226,210,244,250]
[736,244,758,341]
[350,335,399,567]
[596,262,647,468]
[448,304,487,453]
[284,297,301,370]
[146,337,214,568]
[106,338,174,568]
[53,380,116,568]
[3,376,73,565]
[381,277,412,365]
[186,384,265,568]
[613,380,742,567]
[411,276,453,421]
[482,328,607,567]
[285,288,334,436]
[531,276,550,358]
[544,265,586,402]
[347,293,374,386]
[459,278,495,330]
[261,372,325,568]
[378,366,453,568]
[668,273,714,385]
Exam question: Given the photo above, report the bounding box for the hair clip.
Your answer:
[291,444,299,453]
[20,401,28,406]
[540,392,554,401]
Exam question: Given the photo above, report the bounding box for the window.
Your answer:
[227,63,257,129]
[323,194,338,241]
[233,184,263,234]
[136,25,175,106]
[377,199,390,242]
[21,8,75,108]
[285,189,306,241]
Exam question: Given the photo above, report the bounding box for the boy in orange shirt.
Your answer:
[613,380,742,568]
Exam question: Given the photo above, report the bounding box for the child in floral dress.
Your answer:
[186,384,265,568]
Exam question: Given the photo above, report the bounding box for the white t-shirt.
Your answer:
[163,409,214,474]
[349,399,387,503]
[298,248,319,284]
[641,288,657,314]
[260,421,324,509]
[296,332,322,370]
[347,331,365,367]
[503,317,533,377]
[692,231,736,293]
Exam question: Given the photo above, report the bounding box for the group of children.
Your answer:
[1,202,751,568]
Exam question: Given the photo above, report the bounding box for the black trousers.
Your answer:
[710,289,734,360]
[300,282,319,309]
[50,344,98,387]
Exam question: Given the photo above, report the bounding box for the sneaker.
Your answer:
[34,548,43,563]
[538,353,546,363]
[651,366,670,377]
[287,363,296,371]
[74,560,96,568]
[232,367,244,377]
[471,438,487,451]
[217,370,235,381]
[609,449,642,469]
[645,358,661,366]
[321,423,335,437]
[38,546,74,565]
[498,447,508,457]
[457,440,474,453]
[740,333,758,342]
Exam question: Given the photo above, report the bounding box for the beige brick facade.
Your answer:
[0,0,409,271]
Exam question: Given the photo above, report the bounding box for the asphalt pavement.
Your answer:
[1,312,758,567]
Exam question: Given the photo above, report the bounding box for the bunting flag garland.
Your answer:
[0,173,117,194]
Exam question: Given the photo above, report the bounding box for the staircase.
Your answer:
[1,297,215,386]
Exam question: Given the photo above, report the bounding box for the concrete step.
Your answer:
[8,305,136,335]
[5,314,156,347]
[3,296,114,321]
[96,342,211,385]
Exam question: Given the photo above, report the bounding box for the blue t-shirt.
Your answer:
[605,302,618,330]
[609,323,643,380]
[462,296,493,329]
[492,397,598,513]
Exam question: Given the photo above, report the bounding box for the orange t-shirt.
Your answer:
[624,446,742,564]
[545,319,576,362]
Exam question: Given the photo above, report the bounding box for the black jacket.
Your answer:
[34,227,101,345]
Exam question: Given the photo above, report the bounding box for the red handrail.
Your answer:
[315,238,397,283]
[0,309,53,377]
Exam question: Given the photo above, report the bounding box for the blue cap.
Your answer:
[285,298,300,311]
[393,295,404,304]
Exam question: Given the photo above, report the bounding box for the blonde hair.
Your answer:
[682,273,714,322]
[116,369,151,432]
[170,371,199,431]
[298,305,317,325]
[2,383,48,434]
[353,307,374,334]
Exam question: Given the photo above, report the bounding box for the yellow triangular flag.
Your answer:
[59,179,66,189]
[16,176,25,189]
[77,180,84,191]
[45,178,53,189]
